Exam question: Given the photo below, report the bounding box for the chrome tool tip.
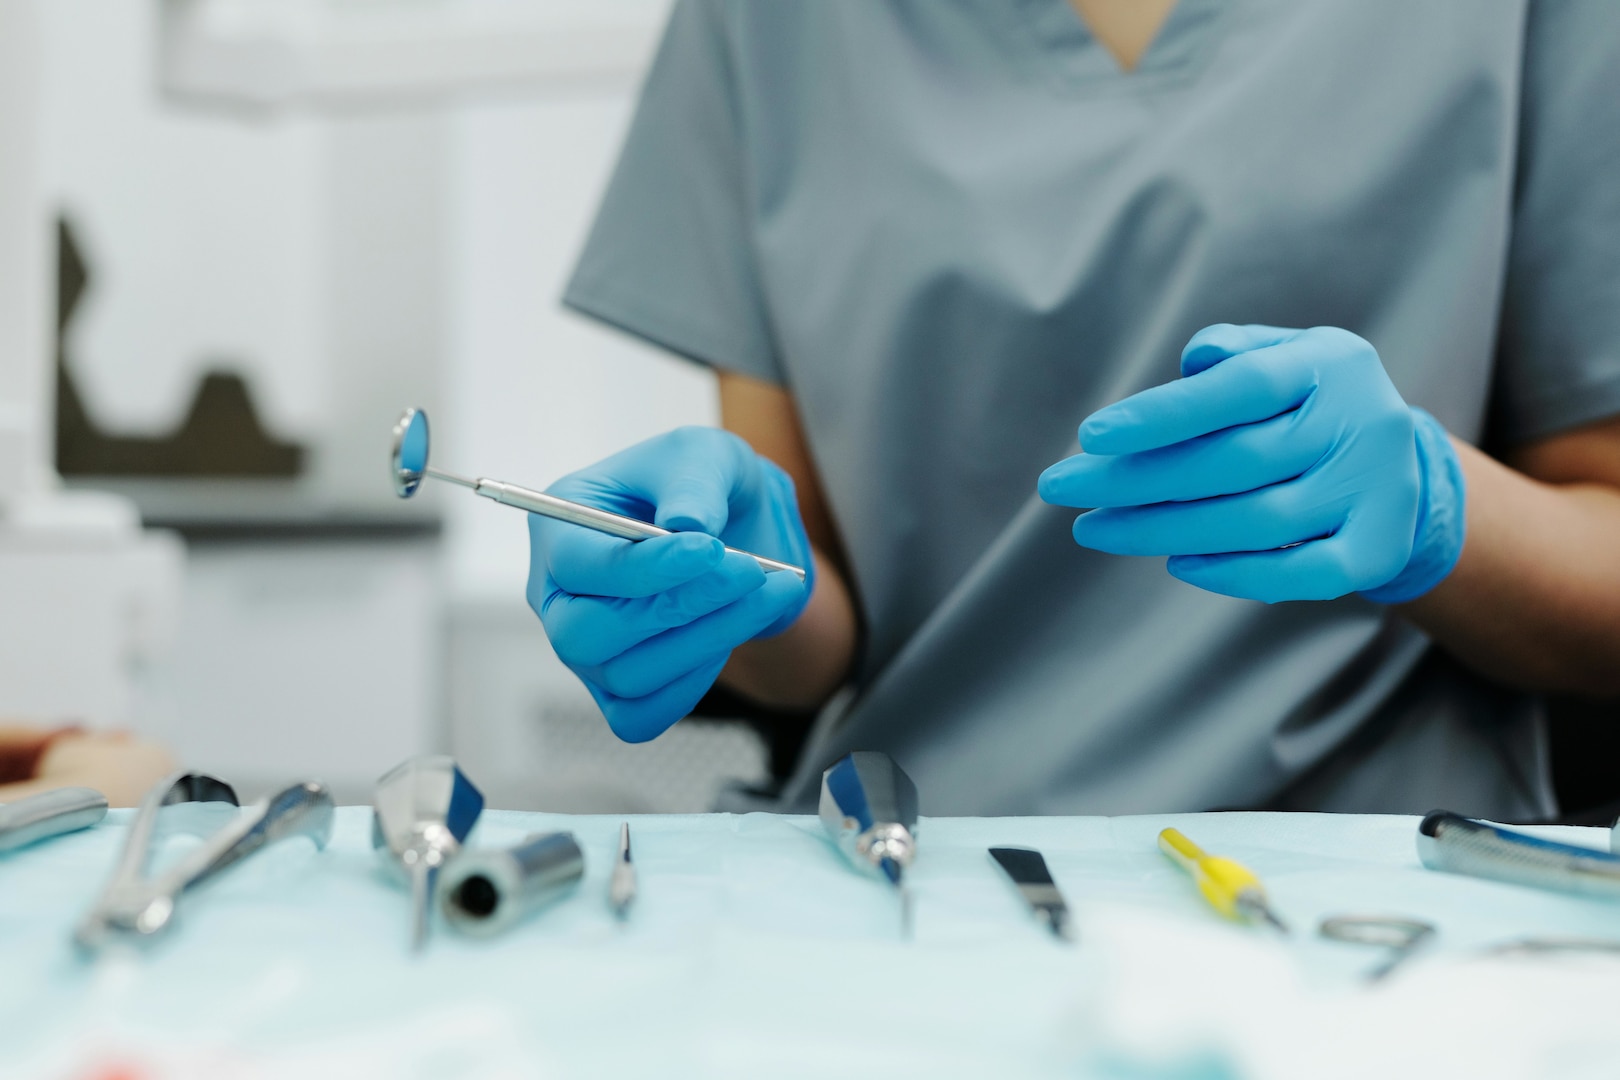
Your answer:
[1237,892,1289,935]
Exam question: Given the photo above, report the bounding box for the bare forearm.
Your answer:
[1402,438,1620,696]
[717,548,858,710]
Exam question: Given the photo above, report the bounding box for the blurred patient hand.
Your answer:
[0,725,176,807]
[527,427,813,743]
[1039,324,1467,604]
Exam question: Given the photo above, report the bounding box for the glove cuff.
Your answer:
[1359,408,1467,605]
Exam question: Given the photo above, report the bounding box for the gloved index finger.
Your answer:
[536,517,726,599]
[1079,338,1319,456]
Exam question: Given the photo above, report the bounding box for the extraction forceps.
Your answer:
[390,407,804,581]
[0,787,107,854]
[75,774,333,952]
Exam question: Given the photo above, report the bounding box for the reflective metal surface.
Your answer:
[1484,936,1620,957]
[439,831,584,938]
[371,755,485,951]
[1418,811,1620,900]
[989,847,1073,942]
[390,406,429,498]
[76,776,332,953]
[0,786,108,854]
[819,751,918,937]
[389,407,805,580]
[1319,914,1435,982]
[609,821,636,920]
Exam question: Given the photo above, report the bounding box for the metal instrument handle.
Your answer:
[0,787,108,853]
[475,478,807,580]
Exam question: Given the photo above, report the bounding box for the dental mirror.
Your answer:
[391,407,429,498]
[388,406,805,580]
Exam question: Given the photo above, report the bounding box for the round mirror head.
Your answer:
[391,407,430,498]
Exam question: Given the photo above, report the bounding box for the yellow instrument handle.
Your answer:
[1158,828,1264,921]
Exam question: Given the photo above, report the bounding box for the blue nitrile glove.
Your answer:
[527,427,814,742]
[1037,324,1466,604]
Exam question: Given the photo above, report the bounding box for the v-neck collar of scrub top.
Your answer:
[1010,0,1228,93]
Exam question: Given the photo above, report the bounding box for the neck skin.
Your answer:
[1068,0,1180,71]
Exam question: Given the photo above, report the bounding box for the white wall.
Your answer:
[445,91,716,604]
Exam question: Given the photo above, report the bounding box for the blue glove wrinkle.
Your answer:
[1357,408,1466,604]
[537,555,766,668]
[588,655,733,744]
[1078,337,1318,456]
[586,572,805,700]
[533,524,724,601]
[1040,407,1322,510]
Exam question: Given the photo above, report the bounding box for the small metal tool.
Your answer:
[439,831,585,938]
[0,786,107,854]
[76,776,332,952]
[819,751,919,939]
[1158,828,1288,933]
[989,846,1073,942]
[609,821,636,920]
[1483,937,1620,957]
[1417,811,1620,901]
[371,755,485,951]
[1319,915,1435,982]
[390,407,804,581]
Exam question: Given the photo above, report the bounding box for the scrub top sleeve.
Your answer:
[562,0,785,387]
[1493,1,1620,444]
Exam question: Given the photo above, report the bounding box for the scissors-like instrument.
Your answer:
[75,774,333,952]
[1319,914,1435,982]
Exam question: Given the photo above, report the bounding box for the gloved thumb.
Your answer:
[1180,324,1299,376]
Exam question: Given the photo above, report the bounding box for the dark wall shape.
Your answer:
[55,217,305,477]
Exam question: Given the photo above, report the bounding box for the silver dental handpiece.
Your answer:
[1417,811,1620,901]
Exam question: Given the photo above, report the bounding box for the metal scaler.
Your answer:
[371,756,485,951]
[609,821,636,920]
[819,751,919,939]
[0,787,108,854]
[76,774,332,953]
[1418,810,1620,901]
[439,831,585,938]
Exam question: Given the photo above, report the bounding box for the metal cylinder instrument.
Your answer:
[439,831,585,938]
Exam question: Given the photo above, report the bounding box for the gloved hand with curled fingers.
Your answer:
[1037,324,1466,604]
[527,426,813,742]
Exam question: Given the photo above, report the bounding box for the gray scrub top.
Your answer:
[564,0,1620,818]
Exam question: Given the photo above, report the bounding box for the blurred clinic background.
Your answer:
[5,0,1616,820]
[0,0,780,811]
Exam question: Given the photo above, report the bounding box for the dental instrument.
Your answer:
[390,407,804,580]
